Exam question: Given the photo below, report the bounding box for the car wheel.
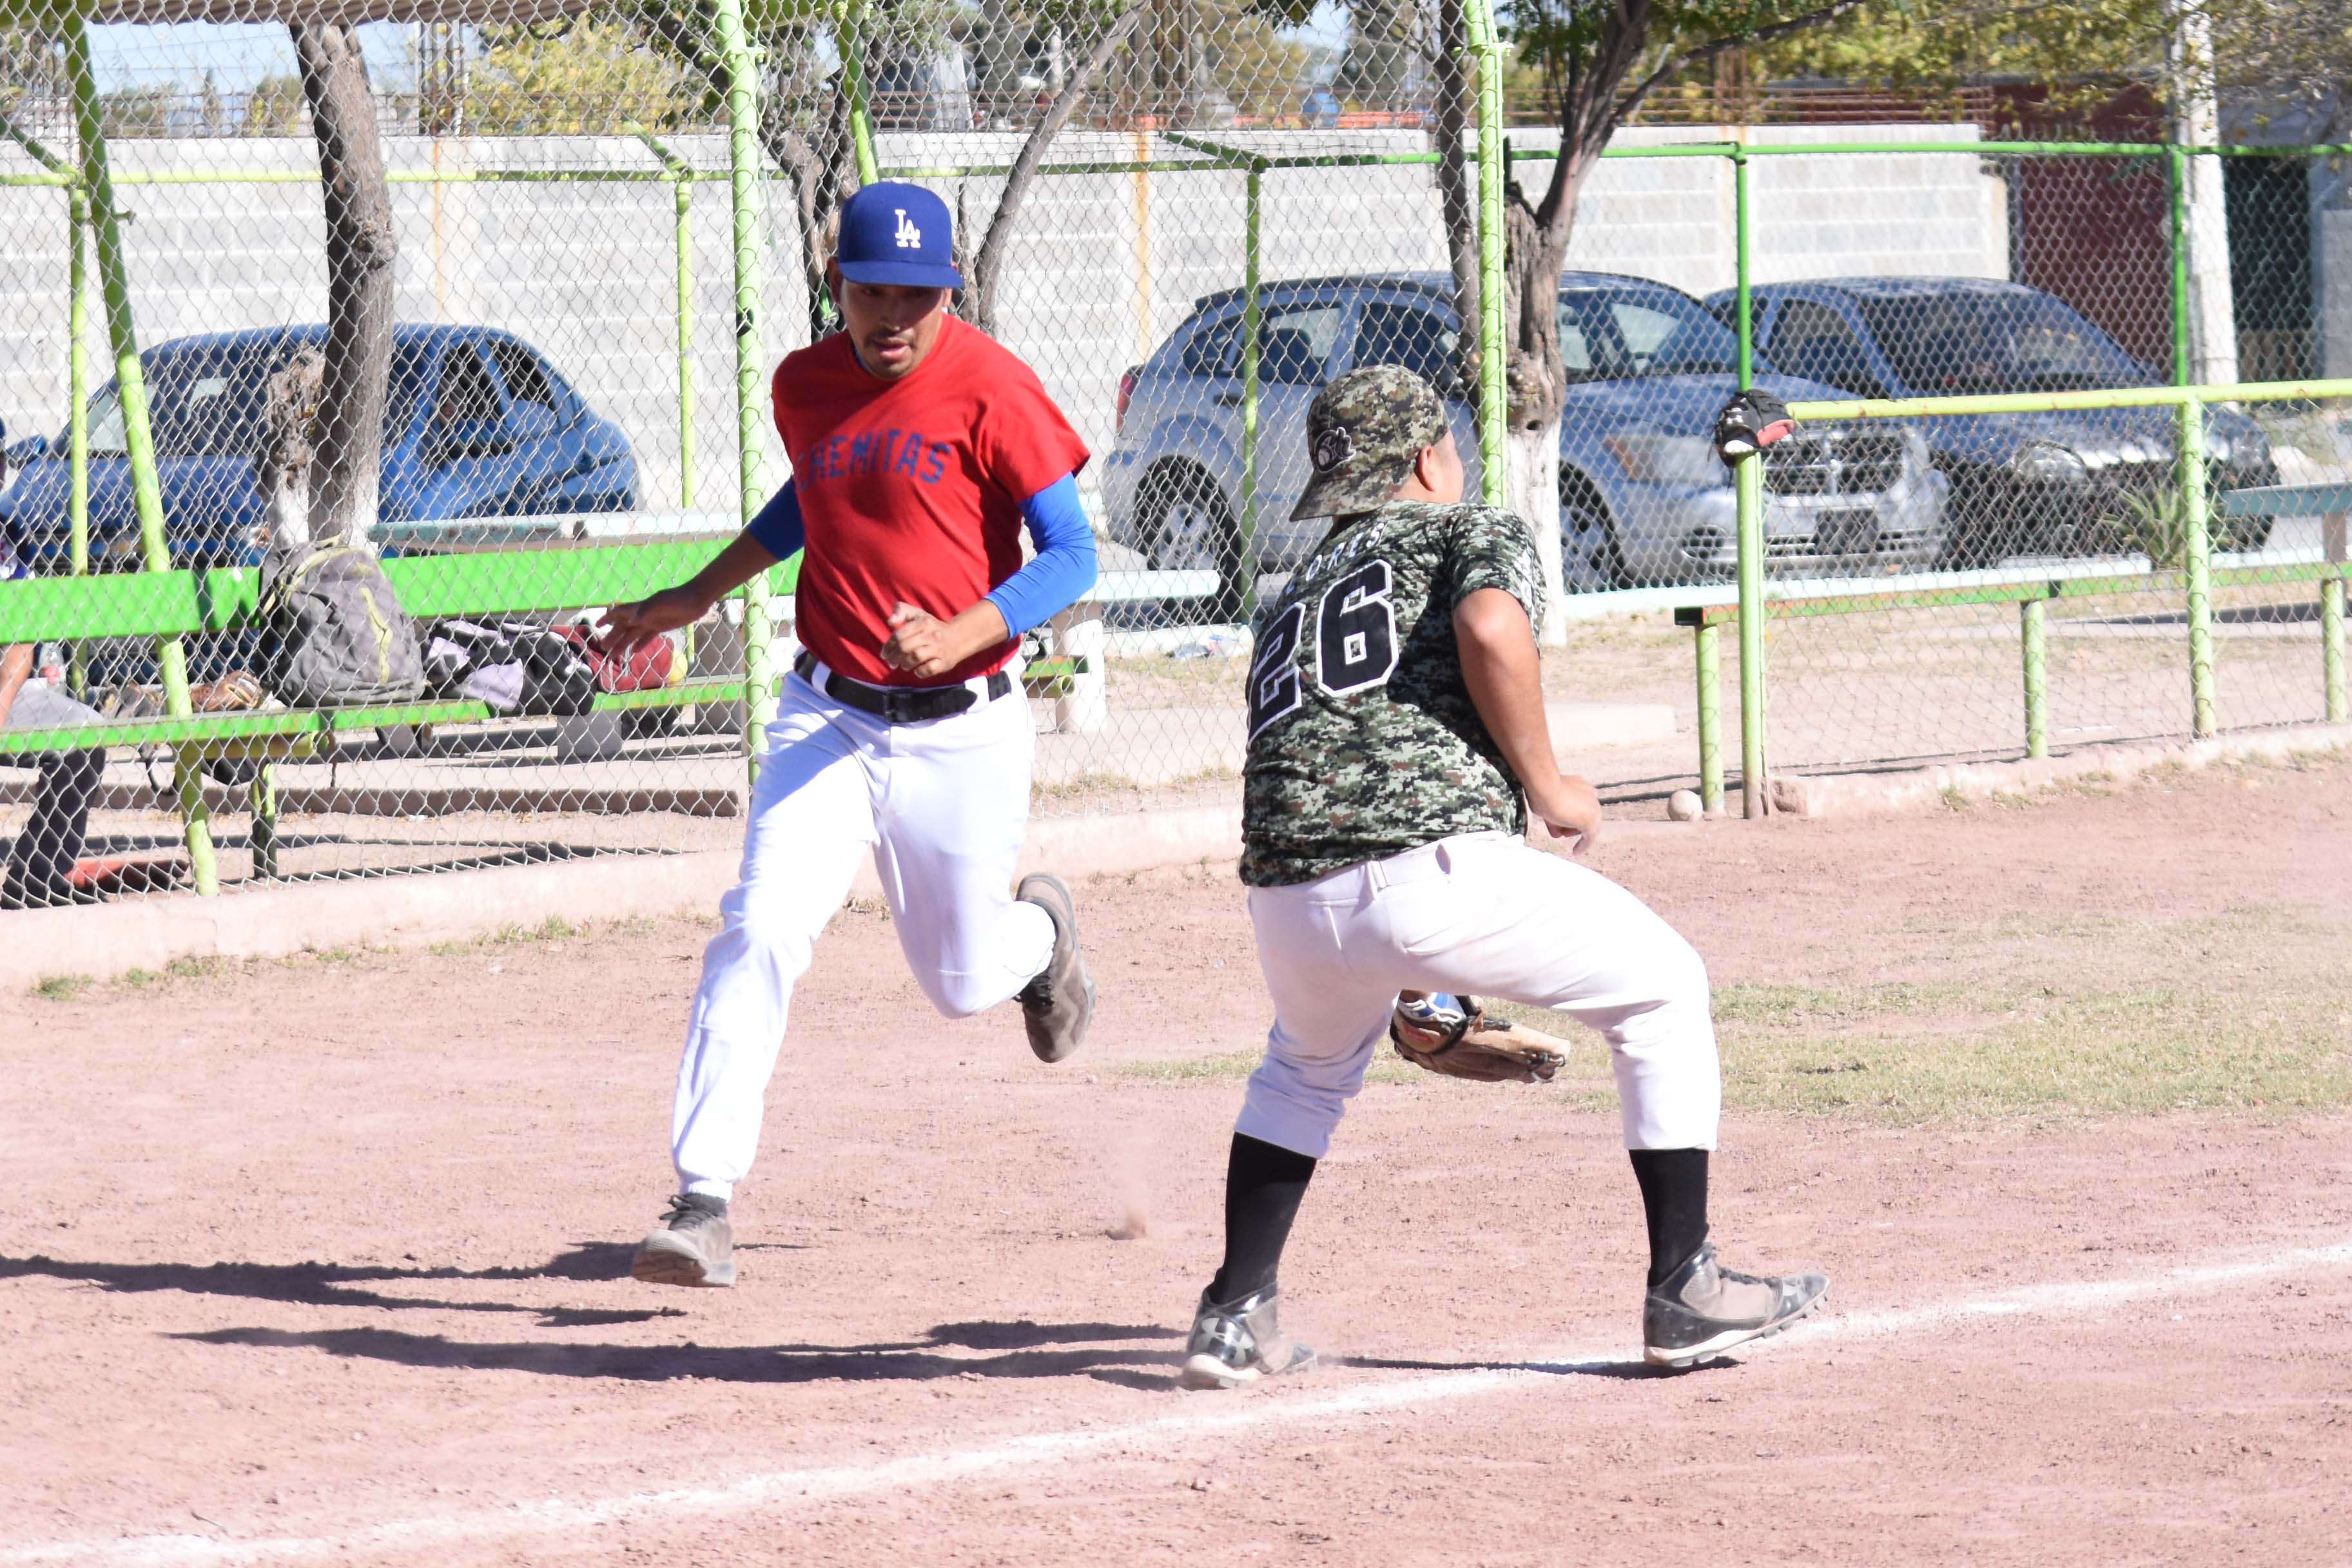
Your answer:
[1559,477,1629,591]
[1138,463,1246,624]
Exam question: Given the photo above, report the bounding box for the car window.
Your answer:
[436,347,505,427]
[1765,300,1881,394]
[1557,288,1741,380]
[1559,314,1595,376]
[1181,313,1243,377]
[1353,302,1459,390]
[1187,300,1346,386]
[1256,302,1344,385]
[1852,291,2146,394]
[81,339,436,458]
[491,341,561,416]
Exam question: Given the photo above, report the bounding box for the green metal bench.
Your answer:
[0,539,797,890]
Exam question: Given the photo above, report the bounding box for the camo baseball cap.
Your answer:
[1290,365,1449,521]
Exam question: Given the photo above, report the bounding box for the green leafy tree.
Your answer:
[242,72,307,136]
[465,19,701,134]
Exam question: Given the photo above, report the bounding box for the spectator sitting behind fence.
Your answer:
[0,420,109,911]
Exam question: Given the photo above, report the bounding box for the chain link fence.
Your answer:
[1,4,2347,909]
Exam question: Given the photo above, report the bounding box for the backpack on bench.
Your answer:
[258,539,427,708]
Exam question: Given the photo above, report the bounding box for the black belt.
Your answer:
[793,648,1013,724]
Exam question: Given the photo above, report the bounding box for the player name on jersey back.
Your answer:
[1239,499,1547,887]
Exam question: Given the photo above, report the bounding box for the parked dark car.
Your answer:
[1704,278,2279,563]
[1101,271,1947,609]
[0,323,639,574]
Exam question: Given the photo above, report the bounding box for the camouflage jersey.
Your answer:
[1239,499,1547,886]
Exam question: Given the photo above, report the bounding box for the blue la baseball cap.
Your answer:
[835,181,962,289]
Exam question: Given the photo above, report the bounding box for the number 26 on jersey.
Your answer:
[1246,559,1400,738]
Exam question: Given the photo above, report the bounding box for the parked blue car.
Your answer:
[1702,278,2279,562]
[1100,270,1947,606]
[0,323,638,573]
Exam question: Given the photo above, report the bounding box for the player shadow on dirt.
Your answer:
[0,1242,718,1325]
[166,1318,1189,1386]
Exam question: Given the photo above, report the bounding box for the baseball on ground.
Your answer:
[1667,789,1704,822]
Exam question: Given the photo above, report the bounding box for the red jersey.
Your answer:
[772,315,1090,686]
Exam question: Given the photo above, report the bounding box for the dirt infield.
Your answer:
[5,758,2351,1565]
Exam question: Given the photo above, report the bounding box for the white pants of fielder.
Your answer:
[670,666,1056,1199]
[1240,831,1721,1157]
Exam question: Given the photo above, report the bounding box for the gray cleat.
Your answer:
[1643,1241,1827,1368]
[1014,873,1095,1063]
[1180,1284,1319,1390]
[631,1192,736,1288]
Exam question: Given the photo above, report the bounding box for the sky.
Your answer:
[90,20,428,95]
[82,3,1354,96]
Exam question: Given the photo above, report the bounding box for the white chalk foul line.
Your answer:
[9,1237,2347,1567]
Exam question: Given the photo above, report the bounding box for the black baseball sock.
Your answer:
[1205,1132,1317,1306]
[1629,1147,1709,1288]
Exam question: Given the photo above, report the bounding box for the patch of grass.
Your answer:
[439,913,665,954]
[1114,1049,1492,1090]
[1112,1038,1620,1105]
[1718,987,2352,1122]
[31,973,92,1002]
[1121,979,2352,1125]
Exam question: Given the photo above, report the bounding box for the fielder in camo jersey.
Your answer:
[1176,365,1829,1388]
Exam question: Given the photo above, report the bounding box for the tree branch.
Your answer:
[1615,0,1871,124]
[965,2,1146,335]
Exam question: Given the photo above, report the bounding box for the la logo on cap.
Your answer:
[895,209,921,249]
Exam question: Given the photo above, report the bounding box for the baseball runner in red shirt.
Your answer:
[599,183,1100,1287]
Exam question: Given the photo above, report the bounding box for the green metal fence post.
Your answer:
[66,18,218,895]
[1733,148,1753,391]
[2168,142,2193,388]
[631,127,697,509]
[68,186,88,587]
[2180,396,2215,737]
[712,0,772,788]
[674,171,695,509]
[1694,619,1722,811]
[2020,595,2048,758]
[837,2,880,186]
[1730,146,1767,817]
[1466,0,1506,508]
[1238,159,1262,621]
[67,182,92,701]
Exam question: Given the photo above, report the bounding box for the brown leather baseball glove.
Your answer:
[1389,992,1571,1084]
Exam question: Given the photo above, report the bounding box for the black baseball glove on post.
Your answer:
[1713,390,1796,462]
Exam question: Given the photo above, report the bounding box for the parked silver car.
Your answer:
[1100,271,1949,612]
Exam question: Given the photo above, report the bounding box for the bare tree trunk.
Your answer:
[1428,0,1480,379]
[1464,0,1863,630]
[256,345,324,550]
[763,80,860,344]
[961,3,1145,335]
[292,21,396,549]
[1506,192,1575,641]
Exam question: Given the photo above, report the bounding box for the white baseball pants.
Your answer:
[1239,831,1722,1158]
[670,667,1056,1199]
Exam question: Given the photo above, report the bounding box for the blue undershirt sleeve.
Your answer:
[743,478,806,561]
[985,474,1099,637]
